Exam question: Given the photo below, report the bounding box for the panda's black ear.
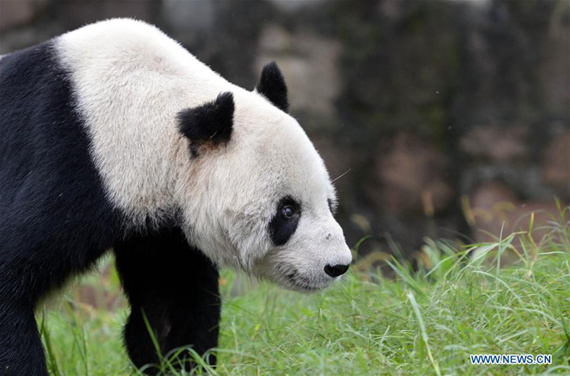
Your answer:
[256,62,289,112]
[177,92,234,153]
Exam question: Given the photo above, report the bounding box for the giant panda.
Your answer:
[0,19,352,375]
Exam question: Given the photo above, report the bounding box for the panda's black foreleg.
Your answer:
[114,227,221,374]
[0,301,47,376]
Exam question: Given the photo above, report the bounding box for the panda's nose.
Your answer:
[324,264,350,278]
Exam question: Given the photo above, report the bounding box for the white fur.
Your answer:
[56,19,351,291]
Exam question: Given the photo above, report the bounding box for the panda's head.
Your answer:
[175,63,352,292]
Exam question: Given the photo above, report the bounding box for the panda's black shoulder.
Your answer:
[0,41,71,120]
[0,41,77,189]
[0,41,117,260]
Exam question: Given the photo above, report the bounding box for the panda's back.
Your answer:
[0,41,116,261]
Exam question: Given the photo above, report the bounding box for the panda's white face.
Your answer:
[175,86,352,292]
[241,107,352,291]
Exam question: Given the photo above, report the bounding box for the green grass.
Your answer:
[40,215,570,375]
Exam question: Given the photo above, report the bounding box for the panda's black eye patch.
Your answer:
[269,196,301,246]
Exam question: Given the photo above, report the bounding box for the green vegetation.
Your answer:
[41,211,570,375]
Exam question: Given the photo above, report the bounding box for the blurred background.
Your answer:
[1,0,569,264]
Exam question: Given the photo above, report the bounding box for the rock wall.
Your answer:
[1,0,568,257]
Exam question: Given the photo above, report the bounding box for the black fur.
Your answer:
[114,227,220,374]
[0,42,222,375]
[256,62,289,112]
[0,42,117,376]
[268,196,301,246]
[177,92,234,157]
